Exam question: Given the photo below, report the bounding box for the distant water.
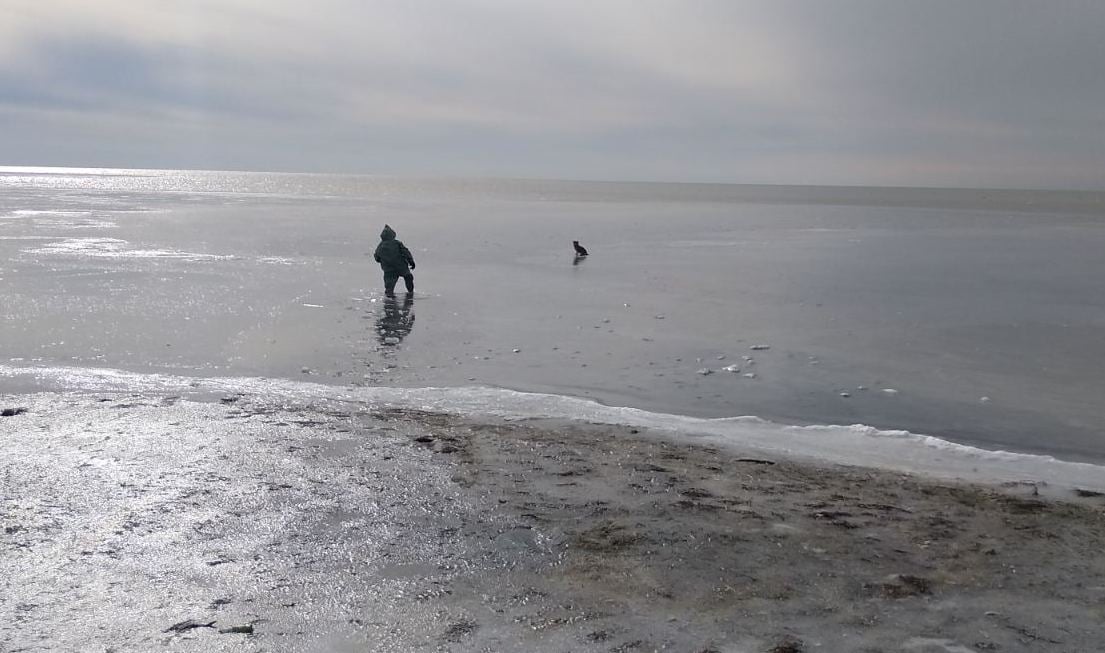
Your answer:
[3,166,1105,465]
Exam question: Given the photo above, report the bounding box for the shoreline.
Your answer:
[4,364,1105,496]
[3,392,1105,651]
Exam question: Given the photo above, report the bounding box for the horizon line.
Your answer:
[2,164,1103,195]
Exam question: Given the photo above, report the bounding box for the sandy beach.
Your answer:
[4,392,1105,652]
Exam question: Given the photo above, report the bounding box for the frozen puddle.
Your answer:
[20,238,292,264]
[23,237,231,261]
[33,218,118,229]
[1,209,92,219]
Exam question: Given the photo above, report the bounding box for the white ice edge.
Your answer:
[3,363,1104,494]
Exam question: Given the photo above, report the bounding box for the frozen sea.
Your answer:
[3,166,1105,475]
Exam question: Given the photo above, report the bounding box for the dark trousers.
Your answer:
[384,271,414,295]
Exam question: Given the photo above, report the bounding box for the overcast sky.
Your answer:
[2,1,1103,188]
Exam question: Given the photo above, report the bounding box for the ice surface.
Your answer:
[4,169,1105,464]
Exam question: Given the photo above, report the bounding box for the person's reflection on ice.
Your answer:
[375,294,415,347]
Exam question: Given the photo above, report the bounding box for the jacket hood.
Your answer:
[380,224,396,241]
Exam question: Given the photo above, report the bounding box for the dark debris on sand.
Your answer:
[769,636,804,653]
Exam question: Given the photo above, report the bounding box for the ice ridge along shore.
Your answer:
[2,363,1104,496]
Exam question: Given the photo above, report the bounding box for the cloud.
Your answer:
[1,0,1103,187]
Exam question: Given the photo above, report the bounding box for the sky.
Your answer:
[2,1,1103,189]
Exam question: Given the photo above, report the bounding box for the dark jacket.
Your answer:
[373,225,415,274]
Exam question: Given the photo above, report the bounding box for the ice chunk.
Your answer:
[722,364,741,373]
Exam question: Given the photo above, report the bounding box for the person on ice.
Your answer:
[373,224,416,297]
